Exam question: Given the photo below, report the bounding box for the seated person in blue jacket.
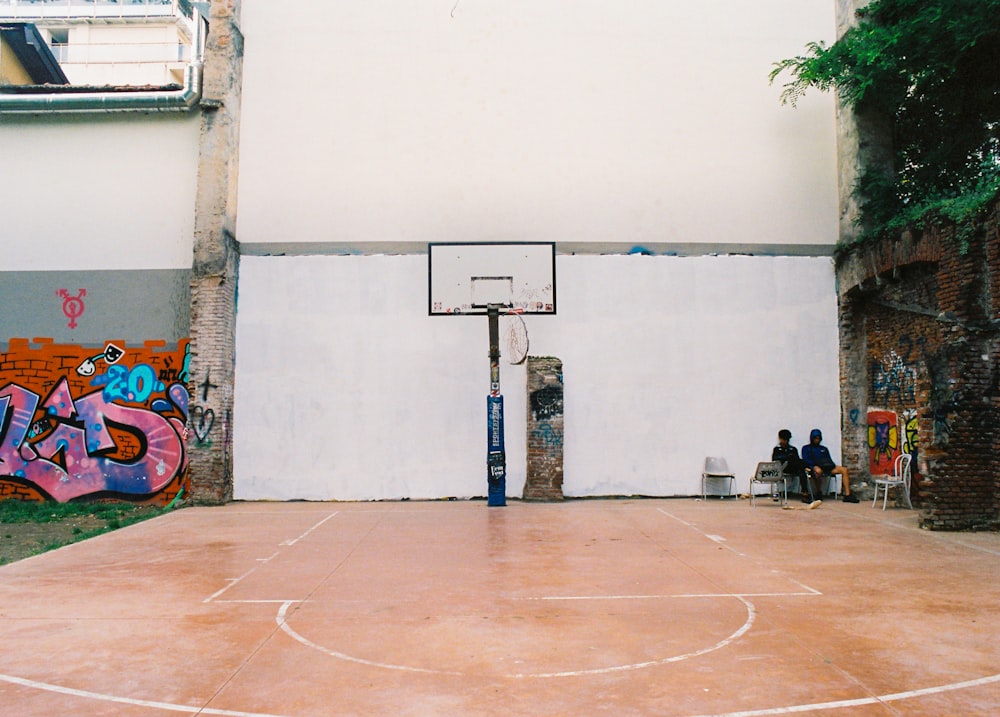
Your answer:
[772,429,817,503]
[802,429,859,503]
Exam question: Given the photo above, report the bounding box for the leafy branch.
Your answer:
[771,0,1000,246]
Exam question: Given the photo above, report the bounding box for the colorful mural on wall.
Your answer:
[0,338,189,504]
[867,408,901,476]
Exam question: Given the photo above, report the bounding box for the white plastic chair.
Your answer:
[824,473,842,499]
[749,461,787,506]
[872,453,913,510]
[701,457,736,499]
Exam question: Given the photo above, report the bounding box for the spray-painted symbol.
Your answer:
[76,342,125,377]
[57,289,86,329]
[191,405,215,444]
[199,369,218,402]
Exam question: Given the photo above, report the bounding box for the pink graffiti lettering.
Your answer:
[0,378,187,502]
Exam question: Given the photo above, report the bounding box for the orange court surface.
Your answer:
[0,497,999,716]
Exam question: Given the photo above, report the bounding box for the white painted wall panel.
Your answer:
[233,254,840,500]
[0,114,200,271]
[236,0,837,250]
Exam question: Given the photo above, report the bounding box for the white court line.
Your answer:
[947,539,1000,558]
[204,552,279,603]
[513,594,756,679]
[211,599,307,604]
[4,665,999,717]
[274,595,757,679]
[0,672,292,717]
[657,504,1000,713]
[688,672,1000,716]
[280,511,339,546]
[515,592,819,600]
[6,504,997,715]
[205,512,339,603]
[656,508,823,595]
[847,509,1000,558]
[785,578,822,595]
[275,601,462,676]
[658,508,748,557]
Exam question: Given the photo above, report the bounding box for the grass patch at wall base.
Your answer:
[0,501,169,565]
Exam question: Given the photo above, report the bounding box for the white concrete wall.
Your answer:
[233,253,840,500]
[236,0,837,251]
[0,114,200,271]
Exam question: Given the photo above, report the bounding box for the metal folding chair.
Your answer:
[749,461,788,506]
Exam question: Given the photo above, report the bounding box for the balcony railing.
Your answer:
[51,40,188,64]
[0,0,178,21]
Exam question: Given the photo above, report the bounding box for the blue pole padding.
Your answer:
[487,394,506,506]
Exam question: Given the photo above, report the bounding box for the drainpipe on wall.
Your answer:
[0,8,206,114]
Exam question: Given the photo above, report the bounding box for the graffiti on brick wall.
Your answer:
[0,338,189,504]
[188,367,219,446]
[529,382,564,450]
[530,384,563,421]
[871,349,918,404]
[867,409,901,475]
[901,408,919,460]
[531,422,563,449]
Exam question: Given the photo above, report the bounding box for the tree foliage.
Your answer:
[771,0,1000,243]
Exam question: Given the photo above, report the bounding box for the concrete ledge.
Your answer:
[239,241,836,258]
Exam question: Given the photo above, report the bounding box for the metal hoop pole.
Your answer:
[486,305,506,506]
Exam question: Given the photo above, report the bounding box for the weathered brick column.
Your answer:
[837,294,867,494]
[523,357,564,501]
[187,0,244,504]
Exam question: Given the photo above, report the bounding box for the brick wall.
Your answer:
[187,246,238,505]
[837,198,1000,529]
[523,356,564,501]
[186,0,244,505]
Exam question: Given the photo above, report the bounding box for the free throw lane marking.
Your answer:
[280,511,339,546]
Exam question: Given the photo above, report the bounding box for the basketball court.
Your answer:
[0,497,999,716]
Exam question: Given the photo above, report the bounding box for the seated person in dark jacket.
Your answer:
[772,429,816,503]
[802,428,859,503]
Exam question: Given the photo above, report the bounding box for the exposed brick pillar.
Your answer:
[523,357,564,501]
[838,293,867,492]
[188,0,244,504]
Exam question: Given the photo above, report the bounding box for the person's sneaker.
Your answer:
[842,494,859,503]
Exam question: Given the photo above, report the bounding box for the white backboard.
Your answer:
[428,242,556,315]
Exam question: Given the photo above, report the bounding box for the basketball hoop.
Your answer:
[427,242,556,507]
